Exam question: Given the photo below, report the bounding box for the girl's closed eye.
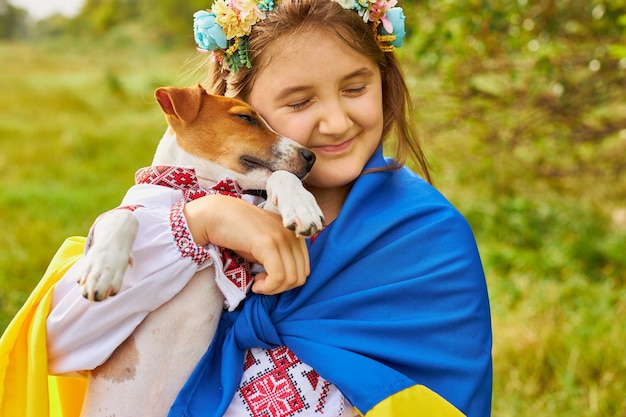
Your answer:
[344,85,367,95]
[288,99,311,111]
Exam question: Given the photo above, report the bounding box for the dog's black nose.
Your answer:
[300,149,316,170]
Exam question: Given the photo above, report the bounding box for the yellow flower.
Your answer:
[212,0,262,39]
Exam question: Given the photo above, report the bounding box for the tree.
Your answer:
[0,0,29,39]
[403,0,626,191]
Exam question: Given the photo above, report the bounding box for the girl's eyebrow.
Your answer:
[274,67,375,101]
[275,85,311,102]
[344,67,375,80]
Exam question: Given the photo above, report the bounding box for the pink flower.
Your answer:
[369,0,397,33]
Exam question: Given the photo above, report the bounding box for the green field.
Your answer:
[1,39,625,416]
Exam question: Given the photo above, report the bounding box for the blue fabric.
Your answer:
[168,148,492,417]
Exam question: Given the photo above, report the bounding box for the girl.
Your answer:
[0,1,492,416]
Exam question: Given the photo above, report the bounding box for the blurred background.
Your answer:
[1,0,625,415]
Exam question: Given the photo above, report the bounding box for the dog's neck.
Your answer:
[152,129,246,190]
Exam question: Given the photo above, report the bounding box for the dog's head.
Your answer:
[154,84,315,190]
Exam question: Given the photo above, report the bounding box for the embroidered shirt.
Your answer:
[46,165,354,417]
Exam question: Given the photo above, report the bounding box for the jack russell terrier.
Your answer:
[75,84,324,416]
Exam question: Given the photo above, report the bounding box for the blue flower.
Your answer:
[382,7,406,48]
[193,10,227,51]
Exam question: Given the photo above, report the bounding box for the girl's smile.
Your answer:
[313,138,354,155]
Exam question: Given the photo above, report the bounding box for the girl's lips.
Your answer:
[313,138,354,154]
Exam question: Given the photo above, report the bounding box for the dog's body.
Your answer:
[76,85,324,417]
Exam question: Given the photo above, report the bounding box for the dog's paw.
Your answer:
[280,196,325,237]
[266,171,325,237]
[77,209,139,301]
[77,248,133,301]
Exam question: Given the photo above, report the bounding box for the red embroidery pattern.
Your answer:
[316,381,332,413]
[117,204,144,212]
[244,349,261,370]
[135,165,244,202]
[136,165,250,289]
[169,200,211,265]
[220,249,253,296]
[241,347,305,416]
[302,370,333,412]
[135,165,200,190]
[238,347,335,416]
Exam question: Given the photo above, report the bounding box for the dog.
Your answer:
[75,84,324,416]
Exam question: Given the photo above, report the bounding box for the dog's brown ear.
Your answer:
[155,85,203,123]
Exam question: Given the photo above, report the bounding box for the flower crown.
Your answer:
[193,0,406,73]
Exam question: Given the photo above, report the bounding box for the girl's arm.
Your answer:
[184,194,310,295]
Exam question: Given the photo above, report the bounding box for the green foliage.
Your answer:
[464,196,626,287]
[71,0,209,45]
[395,2,626,414]
[0,0,28,38]
[399,1,626,196]
[79,0,140,34]
[1,0,209,48]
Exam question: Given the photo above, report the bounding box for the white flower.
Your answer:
[330,0,356,9]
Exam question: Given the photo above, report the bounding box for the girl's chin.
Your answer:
[306,168,360,190]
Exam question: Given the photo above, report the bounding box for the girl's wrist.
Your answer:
[183,194,225,246]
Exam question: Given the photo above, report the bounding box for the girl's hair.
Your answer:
[203,0,431,183]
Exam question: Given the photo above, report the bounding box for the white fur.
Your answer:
[78,210,138,300]
[79,270,223,417]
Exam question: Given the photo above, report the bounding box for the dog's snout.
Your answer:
[300,149,316,170]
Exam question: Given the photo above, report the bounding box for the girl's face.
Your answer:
[248,30,384,194]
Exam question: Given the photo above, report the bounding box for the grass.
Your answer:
[1,40,625,416]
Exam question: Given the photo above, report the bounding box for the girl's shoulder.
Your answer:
[365,151,457,211]
[383,164,463,215]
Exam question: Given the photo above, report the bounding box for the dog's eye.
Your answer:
[236,114,258,126]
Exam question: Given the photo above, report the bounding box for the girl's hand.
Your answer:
[183,194,310,295]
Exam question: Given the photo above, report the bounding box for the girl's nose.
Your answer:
[318,101,353,136]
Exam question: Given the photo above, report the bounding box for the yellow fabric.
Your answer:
[0,237,88,417]
[358,384,466,417]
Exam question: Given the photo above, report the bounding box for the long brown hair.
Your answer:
[203,0,432,183]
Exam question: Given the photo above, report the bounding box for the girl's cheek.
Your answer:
[281,118,312,146]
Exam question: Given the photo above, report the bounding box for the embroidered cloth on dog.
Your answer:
[168,148,493,417]
[135,165,244,201]
[134,165,254,309]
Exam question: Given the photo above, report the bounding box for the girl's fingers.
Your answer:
[252,237,309,295]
